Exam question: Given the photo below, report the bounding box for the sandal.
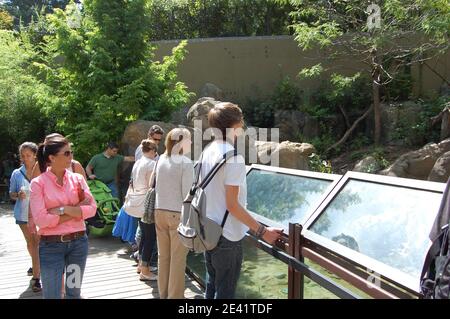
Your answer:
[30,278,42,292]
[139,273,157,281]
[27,267,33,276]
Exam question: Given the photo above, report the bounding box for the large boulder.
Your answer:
[170,106,190,126]
[255,140,316,170]
[380,138,450,180]
[428,151,450,182]
[121,120,176,156]
[353,156,381,174]
[187,97,221,129]
[274,110,305,142]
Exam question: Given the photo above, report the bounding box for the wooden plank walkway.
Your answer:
[0,204,204,299]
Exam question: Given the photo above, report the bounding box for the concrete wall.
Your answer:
[153,35,450,105]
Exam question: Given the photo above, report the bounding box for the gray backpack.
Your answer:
[177,149,237,253]
[420,224,450,299]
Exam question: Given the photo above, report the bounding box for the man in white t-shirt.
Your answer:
[200,102,282,299]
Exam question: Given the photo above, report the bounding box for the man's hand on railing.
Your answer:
[262,227,283,245]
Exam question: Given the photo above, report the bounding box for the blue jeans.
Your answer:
[106,182,118,199]
[39,235,88,299]
[204,236,243,299]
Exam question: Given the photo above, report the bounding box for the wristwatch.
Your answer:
[58,206,65,216]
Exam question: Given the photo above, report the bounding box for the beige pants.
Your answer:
[155,209,188,299]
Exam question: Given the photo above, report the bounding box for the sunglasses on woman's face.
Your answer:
[59,150,74,157]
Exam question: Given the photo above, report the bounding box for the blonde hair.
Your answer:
[164,128,191,156]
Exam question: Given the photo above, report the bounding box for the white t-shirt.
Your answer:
[131,156,155,192]
[200,140,248,242]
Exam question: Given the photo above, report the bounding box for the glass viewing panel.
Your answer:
[186,238,288,299]
[246,169,333,229]
[309,179,443,280]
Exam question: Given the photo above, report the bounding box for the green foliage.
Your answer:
[43,1,193,163]
[0,29,57,155]
[308,123,338,154]
[304,73,372,118]
[242,77,303,127]
[308,153,332,173]
[384,66,413,102]
[242,98,275,128]
[371,148,390,170]
[391,97,449,145]
[0,9,13,29]
[271,76,303,111]
[1,0,71,27]
[147,0,293,40]
[285,0,449,145]
[349,133,371,151]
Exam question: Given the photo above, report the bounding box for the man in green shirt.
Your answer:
[86,142,134,198]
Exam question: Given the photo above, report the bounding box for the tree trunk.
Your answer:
[372,48,382,145]
[442,110,450,140]
[373,77,382,145]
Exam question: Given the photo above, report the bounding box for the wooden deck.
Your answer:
[0,204,204,299]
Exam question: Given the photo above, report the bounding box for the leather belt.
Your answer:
[40,231,86,243]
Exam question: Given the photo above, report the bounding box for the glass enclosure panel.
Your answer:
[186,238,288,299]
[309,179,443,279]
[302,258,375,299]
[246,169,332,228]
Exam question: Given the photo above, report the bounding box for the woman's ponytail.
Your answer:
[37,143,47,174]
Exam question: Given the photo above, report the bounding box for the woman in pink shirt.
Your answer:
[30,136,96,299]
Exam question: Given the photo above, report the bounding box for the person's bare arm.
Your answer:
[225,185,282,244]
[124,156,135,162]
[49,206,83,220]
[85,164,95,180]
[73,160,87,180]
[57,215,75,225]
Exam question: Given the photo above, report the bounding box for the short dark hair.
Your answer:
[208,102,244,140]
[148,125,164,138]
[107,141,119,150]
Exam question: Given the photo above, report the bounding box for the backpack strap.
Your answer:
[221,210,229,228]
[19,168,30,183]
[199,149,238,189]
[199,149,238,228]
[151,160,158,188]
[191,153,204,192]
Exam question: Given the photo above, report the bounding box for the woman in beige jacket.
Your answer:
[153,128,194,299]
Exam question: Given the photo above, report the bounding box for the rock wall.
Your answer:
[380,138,450,181]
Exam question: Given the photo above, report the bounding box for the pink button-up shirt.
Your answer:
[30,169,97,236]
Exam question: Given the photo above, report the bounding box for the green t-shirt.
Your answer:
[88,153,124,184]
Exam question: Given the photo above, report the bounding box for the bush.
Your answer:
[243,77,304,128]
[0,29,56,155]
[44,1,193,163]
